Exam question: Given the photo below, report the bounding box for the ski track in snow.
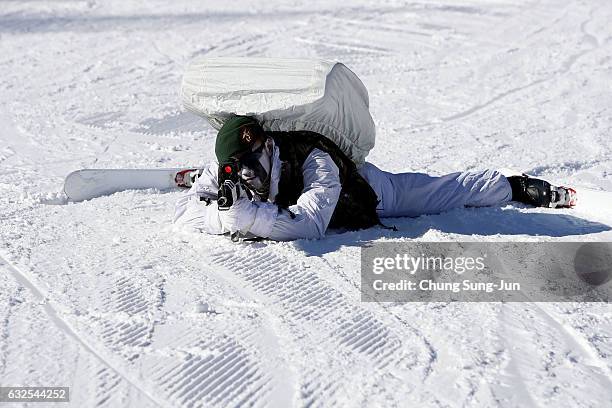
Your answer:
[0,254,165,407]
[1,0,612,406]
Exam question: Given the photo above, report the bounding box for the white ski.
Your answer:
[63,168,201,202]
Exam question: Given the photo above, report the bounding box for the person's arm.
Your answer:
[173,162,262,236]
[245,148,342,241]
[173,162,224,234]
[175,149,342,240]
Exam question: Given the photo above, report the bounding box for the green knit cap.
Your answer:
[215,116,260,163]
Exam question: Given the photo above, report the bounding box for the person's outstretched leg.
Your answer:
[359,163,512,217]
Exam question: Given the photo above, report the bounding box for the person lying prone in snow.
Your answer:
[174,116,576,241]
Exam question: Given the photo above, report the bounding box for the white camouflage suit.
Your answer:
[174,140,512,241]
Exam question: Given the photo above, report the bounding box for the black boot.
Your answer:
[507,174,577,208]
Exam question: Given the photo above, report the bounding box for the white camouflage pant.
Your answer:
[358,163,513,218]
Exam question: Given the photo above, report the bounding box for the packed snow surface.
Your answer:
[1,0,612,407]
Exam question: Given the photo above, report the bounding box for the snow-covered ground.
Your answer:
[1,0,612,406]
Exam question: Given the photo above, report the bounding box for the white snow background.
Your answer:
[1,0,612,407]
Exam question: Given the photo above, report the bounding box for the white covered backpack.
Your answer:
[181,57,376,167]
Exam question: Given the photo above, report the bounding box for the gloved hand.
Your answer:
[218,177,246,210]
[218,197,257,234]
